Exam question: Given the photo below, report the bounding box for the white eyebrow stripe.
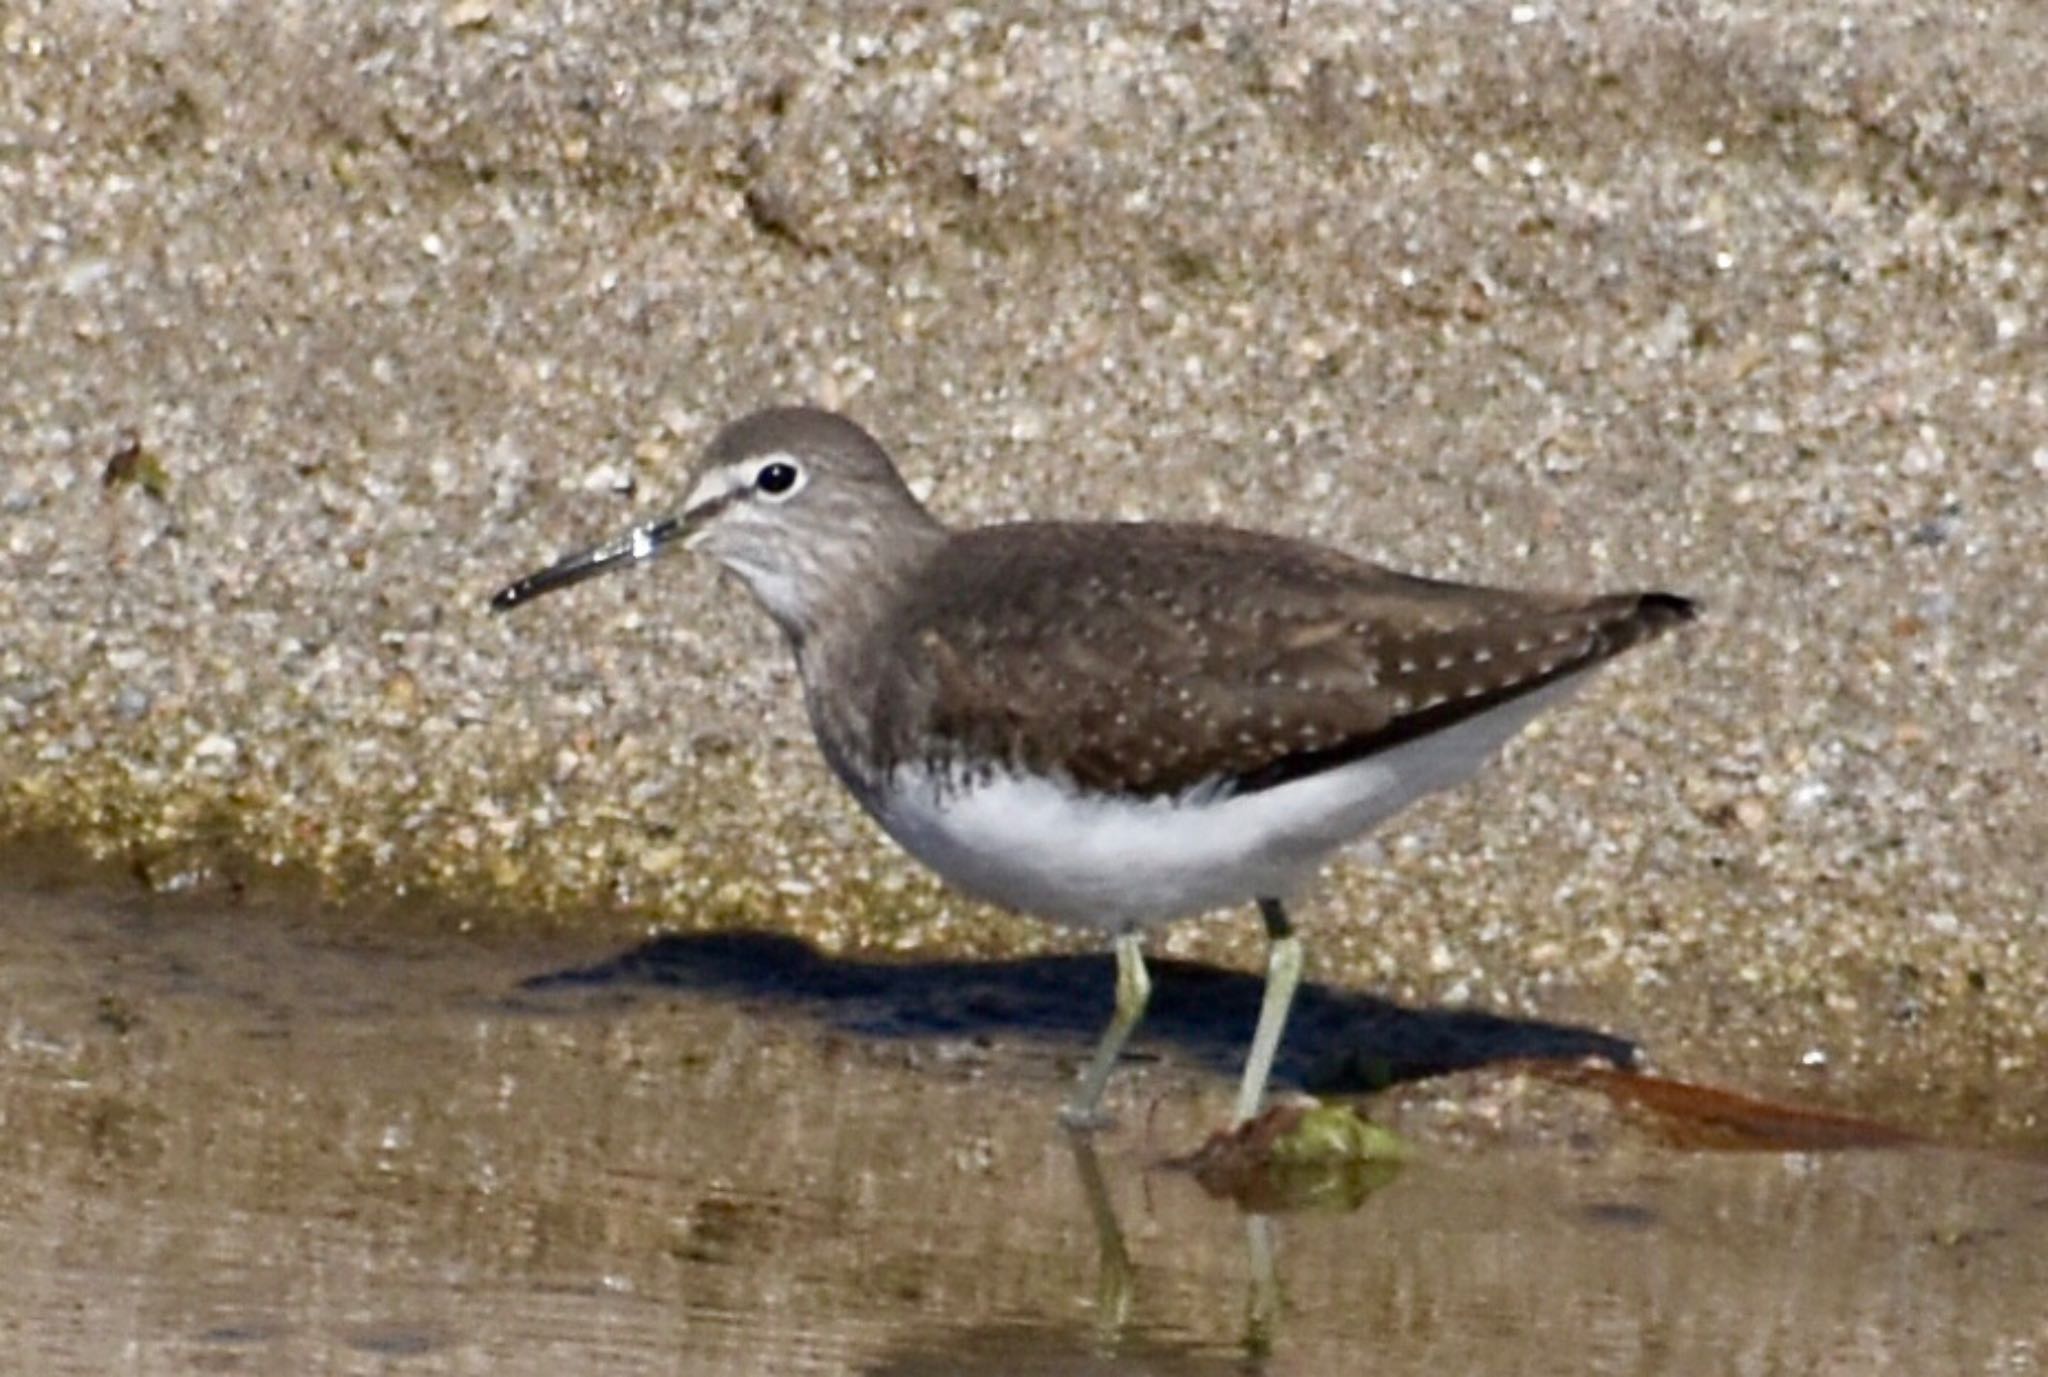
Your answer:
[684,465,750,512]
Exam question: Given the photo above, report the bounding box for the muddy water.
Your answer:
[2,881,2044,1376]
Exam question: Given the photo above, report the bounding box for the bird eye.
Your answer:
[755,460,801,498]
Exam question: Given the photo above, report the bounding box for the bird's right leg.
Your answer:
[1233,898,1305,1127]
[1060,931,1151,1130]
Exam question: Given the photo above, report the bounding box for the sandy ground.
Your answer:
[2,1,2044,1132]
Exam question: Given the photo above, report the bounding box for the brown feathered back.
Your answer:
[814,521,1694,798]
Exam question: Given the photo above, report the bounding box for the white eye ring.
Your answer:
[753,455,805,501]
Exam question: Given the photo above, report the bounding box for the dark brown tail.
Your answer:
[1602,590,1700,652]
[1636,590,1701,629]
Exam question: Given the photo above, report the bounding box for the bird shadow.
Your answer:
[518,930,1634,1095]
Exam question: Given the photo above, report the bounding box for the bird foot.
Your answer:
[1056,1101,1119,1133]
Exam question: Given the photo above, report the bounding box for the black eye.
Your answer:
[755,461,800,496]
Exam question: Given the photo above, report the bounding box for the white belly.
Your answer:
[869,678,1582,932]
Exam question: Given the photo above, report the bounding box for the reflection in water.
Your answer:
[1,882,2045,1375]
[867,1134,1289,1375]
[1061,1121,1406,1366]
[865,1323,1249,1377]
[1244,1214,1279,1364]
[1067,1130,1136,1343]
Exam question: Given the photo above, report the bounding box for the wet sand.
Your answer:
[4,876,2044,1374]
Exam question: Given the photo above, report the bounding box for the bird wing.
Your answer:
[875,521,1693,798]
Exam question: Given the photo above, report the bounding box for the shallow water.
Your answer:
[2,880,2044,1376]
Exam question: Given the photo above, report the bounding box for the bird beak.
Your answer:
[487,514,687,612]
[489,470,745,613]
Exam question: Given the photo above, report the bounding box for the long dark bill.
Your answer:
[489,515,687,612]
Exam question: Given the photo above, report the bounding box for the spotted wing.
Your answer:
[879,522,1693,799]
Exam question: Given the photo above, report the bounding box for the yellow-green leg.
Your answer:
[1063,1132,1134,1340]
[1234,898,1304,1127]
[1061,931,1150,1129]
[1243,1213,1280,1359]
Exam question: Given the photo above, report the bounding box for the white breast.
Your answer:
[868,677,1585,933]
